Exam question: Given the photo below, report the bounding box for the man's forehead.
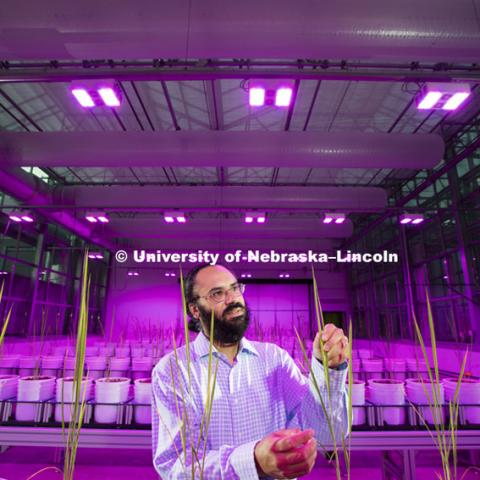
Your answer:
[195,265,237,289]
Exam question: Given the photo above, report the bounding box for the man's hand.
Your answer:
[313,323,349,369]
[254,428,317,479]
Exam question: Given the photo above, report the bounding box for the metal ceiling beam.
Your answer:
[1,66,480,84]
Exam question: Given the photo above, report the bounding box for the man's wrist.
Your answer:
[314,357,348,371]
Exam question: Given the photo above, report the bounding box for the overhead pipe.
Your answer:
[0,131,444,169]
[57,185,388,211]
[0,0,479,61]
[0,168,114,250]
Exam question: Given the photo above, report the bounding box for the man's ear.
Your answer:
[188,302,199,319]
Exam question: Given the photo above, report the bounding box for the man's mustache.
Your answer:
[222,303,245,316]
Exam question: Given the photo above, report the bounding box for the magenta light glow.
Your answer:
[416,82,471,110]
[0,271,8,275]
[98,87,121,107]
[71,88,95,108]
[323,213,345,224]
[164,212,186,223]
[9,215,22,222]
[241,273,252,278]
[275,88,293,107]
[97,215,109,223]
[86,216,97,223]
[21,215,34,222]
[88,253,97,259]
[165,272,176,277]
[443,92,470,110]
[245,212,266,224]
[249,88,265,106]
[128,271,139,277]
[417,91,442,110]
[400,213,424,225]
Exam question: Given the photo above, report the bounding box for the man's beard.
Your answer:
[197,302,250,344]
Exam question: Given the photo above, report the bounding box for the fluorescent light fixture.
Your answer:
[249,87,265,106]
[416,83,471,111]
[8,210,34,223]
[245,212,266,224]
[128,271,139,277]
[71,88,95,108]
[0,271,8,275]
[85,211,109,223]
[88,252,104,259]
[165,272,177,277]
[279,273,290,278]
[443,92,470,111]
[400,213,424,225]
[240,273,252,278]
[98,87,121,107]
[323,213,346,224]
[164,212,186,223]
[275,87,293,107]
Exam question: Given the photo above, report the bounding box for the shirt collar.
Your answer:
[193,332,259,359]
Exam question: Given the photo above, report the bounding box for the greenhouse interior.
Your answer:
[0,2,480,480]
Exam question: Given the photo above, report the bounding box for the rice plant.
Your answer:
[294,267,352,480]
[62,250,91,480]
[155,267,219,479]
[0,280,13,354]
[411,288,469,480]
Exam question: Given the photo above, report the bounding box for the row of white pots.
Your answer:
[0,355,155,380]
[0,375,152,425]
[350,377,480,426]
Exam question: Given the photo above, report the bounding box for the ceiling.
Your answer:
[0,1,479,256]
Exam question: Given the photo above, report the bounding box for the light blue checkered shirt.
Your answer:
[152,333,348,479]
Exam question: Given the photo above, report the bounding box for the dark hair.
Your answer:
[183,264,209,332]
[183,263,234,332]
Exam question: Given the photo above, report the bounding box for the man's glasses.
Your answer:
[196,283,246,304]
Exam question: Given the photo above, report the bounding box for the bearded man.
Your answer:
[152,264,349,479]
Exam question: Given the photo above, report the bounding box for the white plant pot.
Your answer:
[55,377,93,423]
[98,345,115,357]
[406,358,428,377]
[368,379,405,425]
[94,377,130,424]
[62,357,77,377]
[443,378,480,424]
[0,355,20,375]
[386,358,407,381]
[18,356,40,377]
[86,356,107,380]
[115,346,130,358]
[406,379,445,425]
[0,375,19,400]
[351,381,366,425]
[85,346,99,357]
[362,359,384,381]
[132,357,153,381]
[134,378,152,424]
[358,349,373,360]
[131,346,145,359]
[41,356,64,377]
[53,346,67,357]
[351,359,362,381]
[16,375,56,421]
[108,357,130,378]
